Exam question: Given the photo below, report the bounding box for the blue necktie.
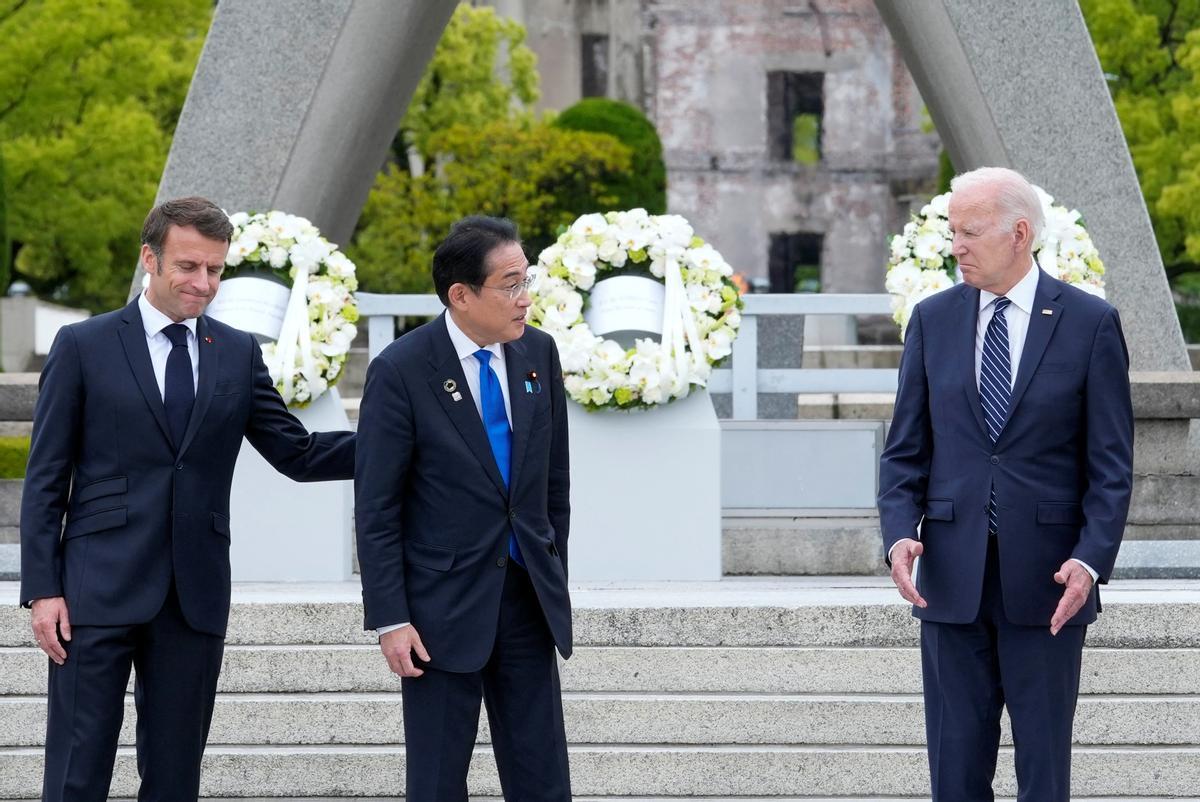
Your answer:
[979,296,1012,535]
[475,350,524,566]
[162,323,194,449]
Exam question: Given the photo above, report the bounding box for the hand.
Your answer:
[889,539,927,608]
[379,624,430,678]
[30,597,71,665]
[1050,559,1094,636]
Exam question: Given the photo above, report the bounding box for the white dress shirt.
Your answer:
[377,312,515,637]
[893,263,1098,581]
[138,292,199,398]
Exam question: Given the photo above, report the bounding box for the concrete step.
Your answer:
[3,691,1198,749]
[722,513,885,575]
[5,645,1200,696]
[2,744,1200,798]
[4,580,1200,649]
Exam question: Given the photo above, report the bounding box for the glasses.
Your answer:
[476,271,537,300]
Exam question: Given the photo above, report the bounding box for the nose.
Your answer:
[951,233,967,257]
[515,291,532,308]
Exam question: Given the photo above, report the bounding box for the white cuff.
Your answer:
[376,622,410,636]
[1070,558,1099,583]
[888,537,919,563]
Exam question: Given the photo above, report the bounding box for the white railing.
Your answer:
[356,292,899,419]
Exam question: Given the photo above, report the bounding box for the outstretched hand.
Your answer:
[889,539,927,608]
[380,624,431,677]
[1050,559,1094,636]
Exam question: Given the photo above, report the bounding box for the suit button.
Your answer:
[990,455,1000,465]
[496,557,507,568]
[176,463,184,470]
[509,510,517,520]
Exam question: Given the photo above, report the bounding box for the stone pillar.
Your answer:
[875,0,1188,372]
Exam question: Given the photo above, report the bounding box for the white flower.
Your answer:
[325,251,356,278]
[227,211,249,227]
[266,211,307,242]
[267,246,289,269]
[886,262,924,296]
[290,238,333,273]
[569,213,608,238]
[706,328,733,360]
[913,230,946,262]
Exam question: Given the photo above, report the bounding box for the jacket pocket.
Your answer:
[212,512,231,541]
[213,381,241,397]
[74,476,127,505]
[405,540,455,572]
[923,498,954,522]
[1037,501,1083,526]
[64,507,127,540]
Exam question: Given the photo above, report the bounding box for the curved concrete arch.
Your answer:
[876,0,1187,370]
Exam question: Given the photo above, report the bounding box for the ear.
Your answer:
[447,282,473,311]
[1013,218,1033,251]
[139,244,157,275]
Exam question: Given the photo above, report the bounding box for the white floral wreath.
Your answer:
[886,186,1106,337]
[224,211,360,407]
[529,209,742,411]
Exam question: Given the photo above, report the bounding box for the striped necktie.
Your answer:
[979,296,1012,535]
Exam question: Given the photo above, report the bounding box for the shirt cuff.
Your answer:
[888,537,919,563]
[1070,558,1099,583]
[376,623,410,636]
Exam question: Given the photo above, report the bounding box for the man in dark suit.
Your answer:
[355,216,571,801]
[20,196,356,801]
[878,167,1134,801]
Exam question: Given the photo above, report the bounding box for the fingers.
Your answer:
[1050,561,1093,636]
[889,542,927,608]
[30,598,69,665]
[58,606,71,643]
[410,630,431,663]
[380,629,426,678]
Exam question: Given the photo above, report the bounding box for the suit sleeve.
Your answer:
[877,304,933,565]
[1071,307,1133,582]
[243,334,355,481]
[354,354,414,630]
[19,327,84,606]
[547,339,570,578]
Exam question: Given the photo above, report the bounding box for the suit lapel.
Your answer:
[504,337,535,499]
[178,315,218,457]
[1001,271,1062,433]
[956,285,990,440]
[426,315,508,500]
[117,299,174,448]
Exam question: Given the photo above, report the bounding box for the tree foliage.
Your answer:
[553,98,667,214]
[0,0,212,311]
[1081,0,1200,286]
[398,3,539,160]
[349,121,631,295]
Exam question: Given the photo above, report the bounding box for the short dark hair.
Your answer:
[432,216,522,305]
[141,196,234,270]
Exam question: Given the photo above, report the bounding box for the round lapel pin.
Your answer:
[443,379,457,393]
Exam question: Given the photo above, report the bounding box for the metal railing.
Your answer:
[356,292,899,419]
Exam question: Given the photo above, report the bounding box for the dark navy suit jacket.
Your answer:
[19,298,356,636]
[878,270,1134,626]
[354,314,572,673]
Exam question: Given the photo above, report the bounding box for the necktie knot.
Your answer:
[475,348,493,367]
[994,296,1011,314]
[162,323,190,349]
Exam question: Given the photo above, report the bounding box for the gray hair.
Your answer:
[950,167,1044,244]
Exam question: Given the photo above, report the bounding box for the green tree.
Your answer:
[0,0,212,313]
[553,98,667,214]
[398,3,539,161]
[1081,0,1200,287]
[350,121,631,295]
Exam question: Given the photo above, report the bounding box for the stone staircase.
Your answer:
[2,579,1199,799]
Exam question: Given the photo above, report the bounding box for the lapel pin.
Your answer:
[1041,309,1054,316]
[525,370,541,394]
[443,379,457,393]
[204,336,214,343]
[451,391,462,402]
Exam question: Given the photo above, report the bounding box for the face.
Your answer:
[948,185,1032,295]
[142,225,228,322]
[447,241,532,346]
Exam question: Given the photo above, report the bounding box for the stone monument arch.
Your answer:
[138,0,1185,371]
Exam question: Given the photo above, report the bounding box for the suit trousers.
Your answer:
[401,562,571,802]
[41,582,225,802]
[920,536,1086,802]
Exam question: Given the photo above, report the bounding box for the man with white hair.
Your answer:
[878,167,1134,800]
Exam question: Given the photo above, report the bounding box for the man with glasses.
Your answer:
[355,216,572,801]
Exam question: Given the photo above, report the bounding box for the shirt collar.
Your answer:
[979,262,1038,315]
[139,292,198,340]
[444,310,503,362]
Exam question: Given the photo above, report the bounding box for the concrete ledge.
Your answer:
[0,376,38,421]
[1130,372,1200,419]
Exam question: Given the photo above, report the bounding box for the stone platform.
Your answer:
[2,578,1199,799]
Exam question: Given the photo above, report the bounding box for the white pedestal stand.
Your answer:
[227,387,353,581]
[566,390,722,581]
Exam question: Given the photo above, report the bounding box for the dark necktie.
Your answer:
[475,349,524,566]
[162,323,194,449]
[979,296,1012,535]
